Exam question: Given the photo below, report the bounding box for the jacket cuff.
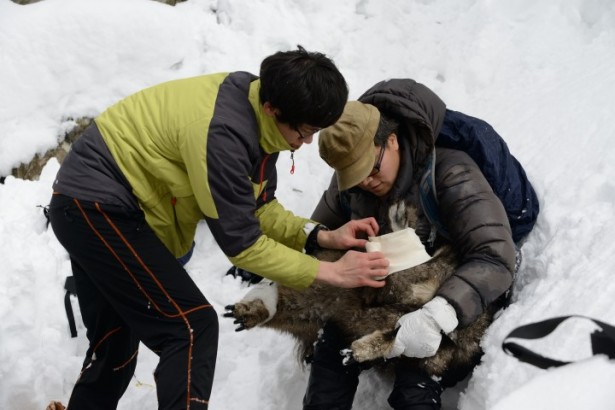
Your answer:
[304,223,328,255]
[437,276,483,327]
[424,296,458,334]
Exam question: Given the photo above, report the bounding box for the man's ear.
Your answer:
[388,133,399,150]
[263,102,278,117]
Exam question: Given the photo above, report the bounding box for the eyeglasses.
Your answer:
[295,126,321,141]
[368,145,386,177]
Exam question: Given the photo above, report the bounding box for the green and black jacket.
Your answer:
[53,72,318,289]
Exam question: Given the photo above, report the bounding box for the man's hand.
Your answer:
[386,296,458,359]
[318,217,380,250]
[316,249,389,288]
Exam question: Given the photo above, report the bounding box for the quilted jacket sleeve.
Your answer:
[434,148,516,327]
[310,175,350,229]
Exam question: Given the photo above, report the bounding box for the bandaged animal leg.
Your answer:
[225,280,278,330]
[344,329,397,363]
[227,299,271,330]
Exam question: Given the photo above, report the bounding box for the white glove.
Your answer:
[386,296,458,359]
[240,279,278,324]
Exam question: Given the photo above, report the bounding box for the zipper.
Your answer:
[258,154,271,202]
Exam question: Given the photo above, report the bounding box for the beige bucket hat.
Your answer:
[318,101,380,190]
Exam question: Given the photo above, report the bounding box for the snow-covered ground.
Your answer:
[1,0,614,408]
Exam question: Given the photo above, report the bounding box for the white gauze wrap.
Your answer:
[365,227,432,279]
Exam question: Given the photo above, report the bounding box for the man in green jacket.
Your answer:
[47,47,388,410]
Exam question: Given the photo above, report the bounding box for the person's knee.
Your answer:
[189,306,219,374]
[310,323,358,371]
[303,323,362,410]
[388,365,443,410]
[191,307,219,342]
[303,363,358,410]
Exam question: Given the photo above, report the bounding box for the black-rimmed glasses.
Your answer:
[368,145,386,177]
[295,126,321,141]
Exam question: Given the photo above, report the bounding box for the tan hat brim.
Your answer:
[319,101,380,191]
[335,143,378,191]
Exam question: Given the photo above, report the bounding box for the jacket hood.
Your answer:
[358,79,446,175]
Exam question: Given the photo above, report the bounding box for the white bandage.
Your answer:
[365,228,432,278]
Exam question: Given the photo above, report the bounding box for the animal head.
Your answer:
[387,201,419,232]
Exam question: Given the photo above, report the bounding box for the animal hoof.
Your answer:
[223,304,246,331]
[46,402,66,410]
[224,300,270,330]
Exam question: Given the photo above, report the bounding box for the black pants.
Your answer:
[49,194,218,410]
[303,324,444,410]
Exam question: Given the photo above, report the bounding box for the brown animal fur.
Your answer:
[228,206,493,377]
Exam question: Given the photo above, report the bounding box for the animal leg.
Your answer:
[225,300,270,330]
[345,329,397,363]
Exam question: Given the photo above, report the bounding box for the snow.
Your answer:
[1,0,614,408]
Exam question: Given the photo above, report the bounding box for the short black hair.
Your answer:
[259,45,348,129]
[374,112,399,146]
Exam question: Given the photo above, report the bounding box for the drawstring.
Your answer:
[290,151,295,175]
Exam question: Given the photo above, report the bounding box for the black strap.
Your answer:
[305,224,328,255]
[64,276,78,338]
[418,150,451,241]
[502,315,615,369]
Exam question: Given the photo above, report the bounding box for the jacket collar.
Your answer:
[248,80,292,154]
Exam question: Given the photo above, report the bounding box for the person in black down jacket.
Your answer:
[303,79,539,410]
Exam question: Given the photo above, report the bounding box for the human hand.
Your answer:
[316,249,389,288]
[318,217,380,250]
[386,296,458,359]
